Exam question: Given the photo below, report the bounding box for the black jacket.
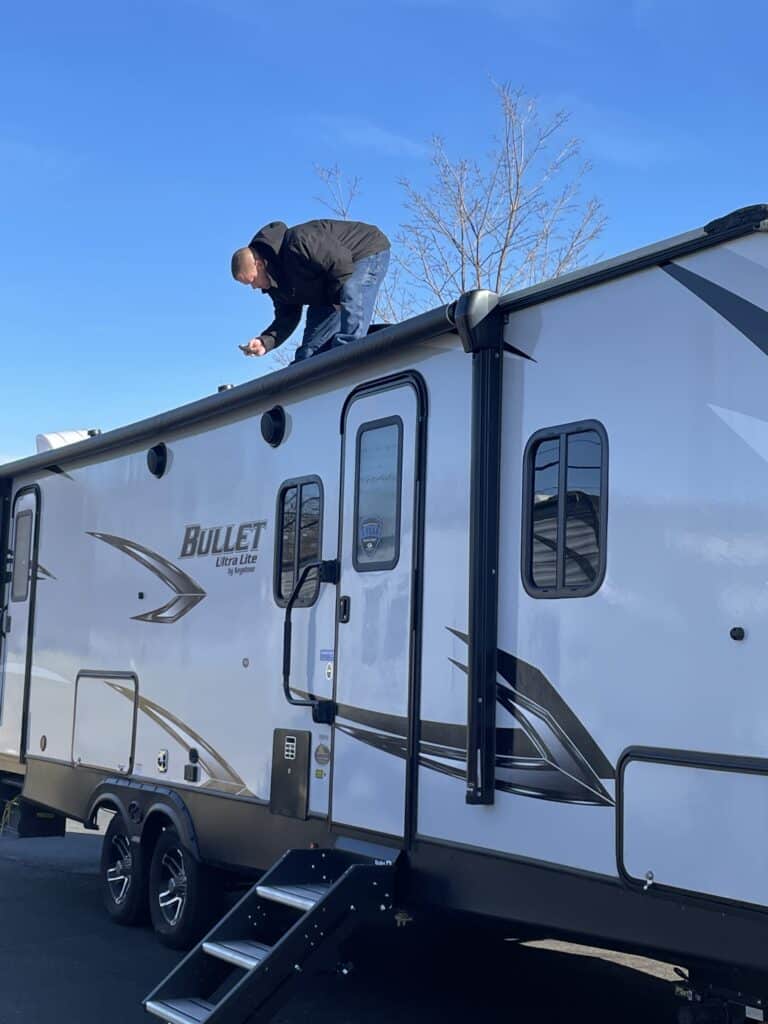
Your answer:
[249,219,390,349]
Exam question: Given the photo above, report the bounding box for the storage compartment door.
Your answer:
[621,754,768,908]
[72,671,137,774]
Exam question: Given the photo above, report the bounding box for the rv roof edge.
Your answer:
[0,300,456,480]
[498,201,768,315]
[2,202,764,480]
[703,203,768,235]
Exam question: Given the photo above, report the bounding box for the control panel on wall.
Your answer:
[270,729,311,819]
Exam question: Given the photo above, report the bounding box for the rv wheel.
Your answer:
[100,812,148,925]
[148,825,217,949]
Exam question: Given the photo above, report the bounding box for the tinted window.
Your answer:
[354,419,402,571]
[565,430,601,587]
[531,437,559,589]
[276,479,322,606]
[297,481,321,601]
[278,487,297,601]
[523,422,606,597]
[11,510,33,603]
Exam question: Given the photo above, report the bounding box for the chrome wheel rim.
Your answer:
[157,847,187,927]
[106,833,133,906]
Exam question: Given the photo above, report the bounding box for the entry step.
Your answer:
[145,996,214,1024]
[143,849,398,1024]
[202,938,272,970]
[255,882,330,912]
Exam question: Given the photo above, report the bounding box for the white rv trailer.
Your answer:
[2,205,768,1022]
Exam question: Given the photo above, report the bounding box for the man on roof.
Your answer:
[232,218,390,363]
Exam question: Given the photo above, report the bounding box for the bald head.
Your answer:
[231,247,271,289]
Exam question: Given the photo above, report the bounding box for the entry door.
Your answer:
[0,489,39,760]
[331,382,421,839]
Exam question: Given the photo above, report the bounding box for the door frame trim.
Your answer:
[10,485,42,762]
[0,478,12,676]
[331,371,428,848]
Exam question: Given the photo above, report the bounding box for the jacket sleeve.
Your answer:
[296,236,356,304]
[260,300,302,350]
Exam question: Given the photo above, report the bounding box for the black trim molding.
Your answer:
[407,836,768,976]
[465,317,504,805]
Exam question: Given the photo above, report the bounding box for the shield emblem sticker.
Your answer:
[360,517,383,556]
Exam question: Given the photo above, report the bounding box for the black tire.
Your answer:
[100,812,148,925]
[148,825,218,949]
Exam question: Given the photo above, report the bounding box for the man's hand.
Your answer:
[239,337,267,357]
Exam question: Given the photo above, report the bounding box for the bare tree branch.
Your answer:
[309,82,606,322]
[314,164,361,219]
[396,82,605,305]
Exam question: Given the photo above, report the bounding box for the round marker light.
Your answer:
[147,443,168,478]
[261,406,286,447]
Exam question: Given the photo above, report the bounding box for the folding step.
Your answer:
[144,848,398,1024]
[255,881,330,912]
[145,996,214,1024]
[202,938,272,970]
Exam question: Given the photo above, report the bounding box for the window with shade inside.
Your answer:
[522,421,607,598]
[274,478,323,606]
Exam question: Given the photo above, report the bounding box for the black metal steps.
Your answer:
[145,997,215,1024]
[254,882,330,912]
[202,939,271,970]
[143,847,397,1024]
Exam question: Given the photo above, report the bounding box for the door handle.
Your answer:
[338,596,351,623]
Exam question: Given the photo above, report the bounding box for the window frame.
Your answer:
[521,419,608,599]
[11,509,34,604]
[352,415,404,573]
[273,475,324,608]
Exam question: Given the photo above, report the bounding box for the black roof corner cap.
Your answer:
[454,290,501,353]
[704,204,768,236]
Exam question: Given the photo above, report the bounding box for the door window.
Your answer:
[353,417,403,572]
[11,510,33,603]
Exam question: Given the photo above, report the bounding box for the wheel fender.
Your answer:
[86,788,132,833]
[143,799,200,860]
[85,778,201,860]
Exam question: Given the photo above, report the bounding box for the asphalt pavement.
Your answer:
[0,829,679,1024]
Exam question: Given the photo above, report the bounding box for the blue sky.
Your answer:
[2,0,768,462]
